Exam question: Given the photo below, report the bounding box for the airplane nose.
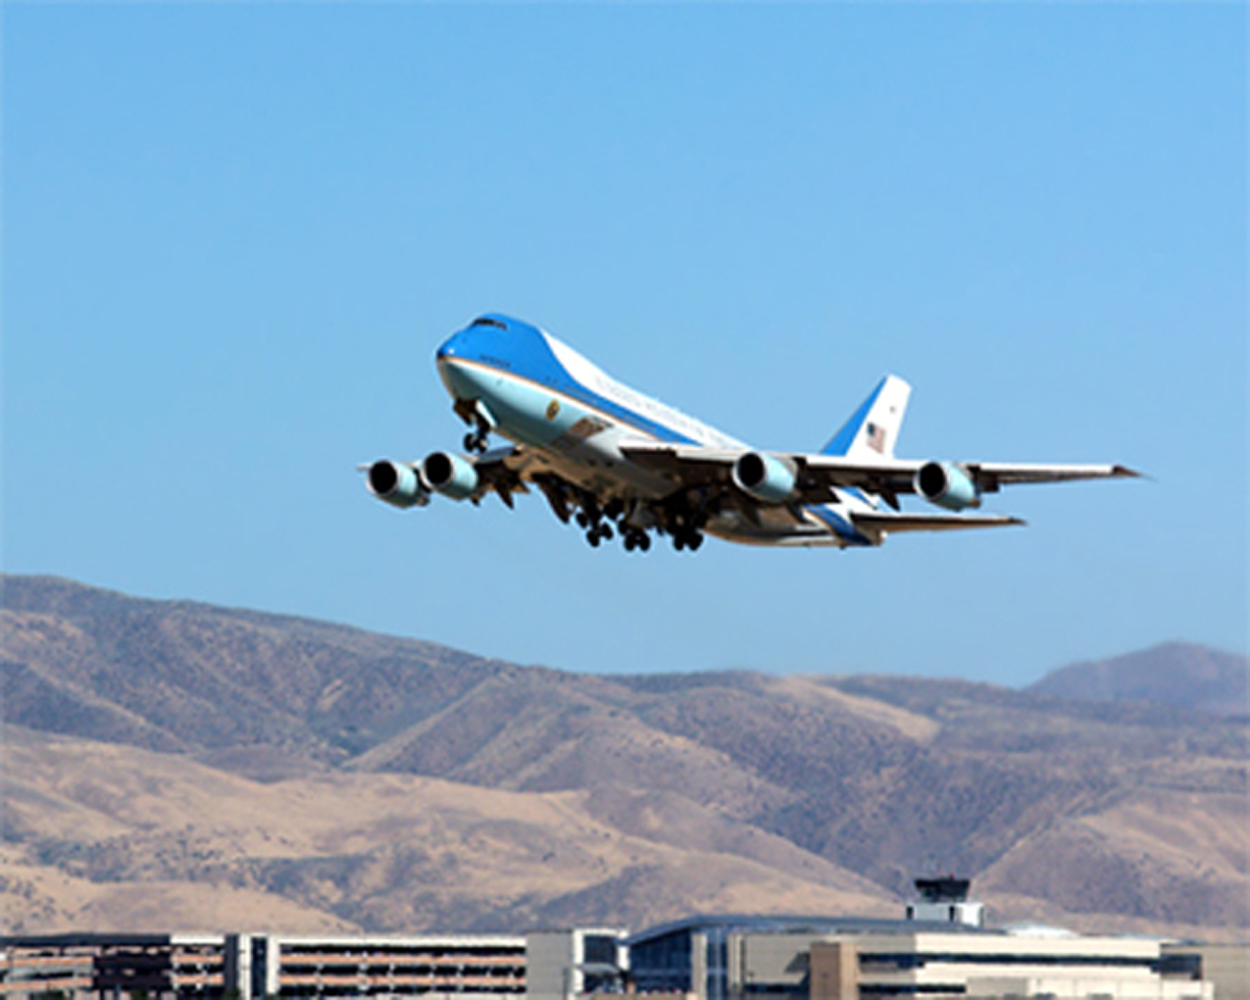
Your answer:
[437,349,485,402]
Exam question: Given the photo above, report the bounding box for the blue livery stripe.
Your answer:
[808,504,872,546]
[821,376,888,456]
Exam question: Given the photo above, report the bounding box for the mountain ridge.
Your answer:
[2,574,1246,938]
[1028,641,1248,717]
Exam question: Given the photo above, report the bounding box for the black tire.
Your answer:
[587,532,601,548]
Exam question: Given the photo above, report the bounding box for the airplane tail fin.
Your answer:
[821,374,912,460]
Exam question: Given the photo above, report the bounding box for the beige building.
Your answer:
[812,930,1214,1000]
[1163,944,1250,1000]
[624,916,1229,1000]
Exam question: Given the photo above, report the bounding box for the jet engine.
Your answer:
[366,460,430,509]
[732,452,798,505]
[914,460,980,510]
[420,451,480,501]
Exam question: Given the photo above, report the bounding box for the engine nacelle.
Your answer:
[420,451,480,501]
[915,460,981,511]
[732,451,798,505]
[366,460,430,509]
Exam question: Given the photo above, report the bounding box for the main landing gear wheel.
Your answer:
[585,523,613,547]
[671,530,704,552]
[622,530,651,553]
[463,430,489,454]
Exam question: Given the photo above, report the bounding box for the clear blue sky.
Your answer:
[5,4,1246,685]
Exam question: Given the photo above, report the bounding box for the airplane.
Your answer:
[363,314,1138,553]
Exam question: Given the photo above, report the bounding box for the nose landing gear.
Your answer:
[454,399,497,455]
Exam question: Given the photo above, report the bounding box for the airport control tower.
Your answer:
[905,876,986,927]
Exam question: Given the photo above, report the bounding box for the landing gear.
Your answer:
[571,493,657,553]
[454,398,497,455]
[574,494,614,548]
[585,522,613,547]
[671,529,703,552]
[665,503,707,553]
[534,479,662,554]
[623,529,651,553]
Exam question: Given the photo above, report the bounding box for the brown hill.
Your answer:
[2,574,1246,938]
[1,726,892,935]
[1028,642,1249,717]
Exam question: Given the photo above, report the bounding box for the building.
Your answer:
[525,929,628,1000]
[1,934,226,999]
[625,909,1223,1000]
[230,935,526,1000]
[0,933,526,1000]
[1162,944,1250,1000]
[814,928,1212,1000]
[1,898,1241,1000]
[903,879,984,929]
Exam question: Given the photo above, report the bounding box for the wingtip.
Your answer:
[1113,464,1143,479]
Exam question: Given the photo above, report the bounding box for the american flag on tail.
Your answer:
[865,421,887,454]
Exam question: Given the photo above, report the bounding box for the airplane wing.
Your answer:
[465,445,534,507]
[620,441,1138,506]
[467,446,591,528]
[952,462,1141,489]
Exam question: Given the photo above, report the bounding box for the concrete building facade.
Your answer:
[525,930,627,1000]
[230,935,526,1000]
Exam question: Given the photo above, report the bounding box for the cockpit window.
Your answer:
[470,317,507,330]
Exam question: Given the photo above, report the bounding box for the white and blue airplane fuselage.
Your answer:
[365,314,1136,553]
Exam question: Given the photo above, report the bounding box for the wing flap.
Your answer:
[618,441,738,482]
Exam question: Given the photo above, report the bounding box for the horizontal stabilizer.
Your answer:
[850,510,1024,544]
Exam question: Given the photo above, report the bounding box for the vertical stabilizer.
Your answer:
[821,374,912,459]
